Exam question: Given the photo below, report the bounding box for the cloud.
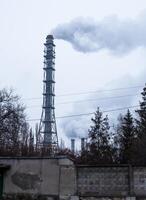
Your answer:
[53,12,146,141]
[52,13,146,54]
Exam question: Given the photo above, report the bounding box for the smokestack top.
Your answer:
[46,35,54,39]
[45,35,55,46]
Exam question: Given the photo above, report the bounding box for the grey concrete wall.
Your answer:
[133,167,146,196]
[77,166,129,197]
[79,198,136,200]
[77,165,146,198]
[0,157,76,199]
[1,158,146,199]
[59,165,76,200]
[1,158,59,196]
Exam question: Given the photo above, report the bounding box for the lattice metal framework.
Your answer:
[39,35,58,152]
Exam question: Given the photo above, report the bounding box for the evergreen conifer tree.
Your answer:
[135,85,146,164]
[117,109,135,163]
[136,85,146,136]
[88,108,113,164]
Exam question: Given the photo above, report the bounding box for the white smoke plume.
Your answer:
[52,14,146,54]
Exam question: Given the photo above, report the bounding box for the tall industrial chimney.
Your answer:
[39,35,58,152]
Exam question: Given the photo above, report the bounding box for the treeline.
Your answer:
[1,86,146,165]
[0,88,53,156]
[76,85,146,165]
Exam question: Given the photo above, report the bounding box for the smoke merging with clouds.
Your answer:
[52,14,146,54]
[59,73,145,140]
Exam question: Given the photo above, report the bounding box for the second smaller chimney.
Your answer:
[71,139,75,153]
[81,138,85,152]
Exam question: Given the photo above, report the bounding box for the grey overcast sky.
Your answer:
[0,0,146,146]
